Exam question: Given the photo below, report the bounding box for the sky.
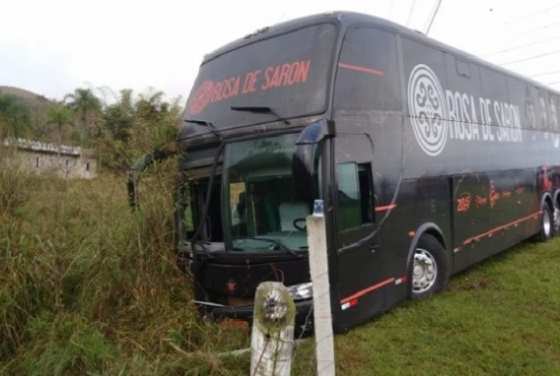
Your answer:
[2,0,560,104]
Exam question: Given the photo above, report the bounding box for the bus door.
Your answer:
[333,133,384,323]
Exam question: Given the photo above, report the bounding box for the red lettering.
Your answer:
[287,62,299,85]
[231,77,240,97]
[475,195,488,208]
[242,73,252,94]
[261,67,275,90]
[242,70,260,94]
[294,59,310,83]
[279,64,291,86]
[270,66,282,88]
[457,194,471,213]
[489,181,499,208]
[250,70,260,92]
[213,82,223,101]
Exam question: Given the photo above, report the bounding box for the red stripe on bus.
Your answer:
[340,277,395,305]
[338,62,385,77]
[375,204,397,212]
[462,210,541,246]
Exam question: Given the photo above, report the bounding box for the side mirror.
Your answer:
[293,120,334,201]
[295,120,335,146]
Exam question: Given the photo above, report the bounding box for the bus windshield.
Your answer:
[224,133,317,252]
[185,23,337,129]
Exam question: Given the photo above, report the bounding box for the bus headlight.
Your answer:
[287,282,313,301]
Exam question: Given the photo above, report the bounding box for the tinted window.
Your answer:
[551,94,560,132]
[479,67,510,127]
[185,24,337,129]
[537,89,550,131]
[336,162,374,231]
[507,77,529,128]
[335,28,401,111]
[525,85,538,130]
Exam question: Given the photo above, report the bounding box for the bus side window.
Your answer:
[335,27,401,112]
[336,162,374,230]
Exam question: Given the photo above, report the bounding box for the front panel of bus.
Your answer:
[176,21,339,323]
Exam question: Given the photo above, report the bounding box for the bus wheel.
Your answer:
[537,203,554,242]
[553,203,560,235]
[409,234,450,300]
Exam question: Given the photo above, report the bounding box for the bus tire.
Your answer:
[409,234,450,300]
[537,203,554,242]
[553,199,560,235]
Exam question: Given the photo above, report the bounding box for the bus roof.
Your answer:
[201,11,558,95]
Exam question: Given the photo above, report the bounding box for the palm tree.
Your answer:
[64,88,102,145]
[47,103,72,146]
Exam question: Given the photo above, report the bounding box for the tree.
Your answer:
[46,103,72,146]
[132,90,180,152]
[64,88,102,145]
[0,94,31,138]
[103,89,134,142]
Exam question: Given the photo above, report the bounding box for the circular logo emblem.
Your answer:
[408,64,448,157]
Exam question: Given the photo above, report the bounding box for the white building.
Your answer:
[2,138,97,179]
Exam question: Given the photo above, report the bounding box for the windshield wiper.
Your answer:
[230,106,290,125]
[184,119,222,140]
[243,236,302,258]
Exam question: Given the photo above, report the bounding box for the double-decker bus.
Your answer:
[174,11,560,332]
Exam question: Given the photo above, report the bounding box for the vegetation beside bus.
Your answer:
[0,160,558,374]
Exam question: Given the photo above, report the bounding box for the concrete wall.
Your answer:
[3,139,97,179]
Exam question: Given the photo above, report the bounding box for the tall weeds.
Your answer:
[0,158,249,375]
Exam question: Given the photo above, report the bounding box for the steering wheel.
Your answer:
[293,218,306,231]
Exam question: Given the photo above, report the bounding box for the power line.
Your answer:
[513,20,560,37]
[504,2,560,25]
[531,69,560,78]
[498,49,560,66]
[482,36,560,57]
[406,0,417,26]
[425,0,443,35]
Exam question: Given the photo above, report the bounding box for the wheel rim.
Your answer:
[543,208,552,237]
[412,248,438,294]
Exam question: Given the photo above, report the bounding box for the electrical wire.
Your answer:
[406,0,416,26]
[425,0,443,35]
[498,49,560,66]
[504,2,560,25]
[482,36,560,58]
[531,69,560,78]
[512,20,560,37]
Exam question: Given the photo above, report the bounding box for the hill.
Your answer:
[0,85,51,109]
[0,86,55,141]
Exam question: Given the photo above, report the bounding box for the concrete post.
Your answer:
[250,281,295,376]
[307,207,336,376]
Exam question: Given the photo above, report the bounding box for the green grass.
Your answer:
[1,160,559,375]
[325,239,560,376]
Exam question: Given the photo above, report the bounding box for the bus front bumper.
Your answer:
[198,298,314,333]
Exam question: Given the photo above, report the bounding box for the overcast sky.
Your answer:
[2,0,560,103]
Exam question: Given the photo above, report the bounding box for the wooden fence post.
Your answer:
[250,281,295,376]
[307,201,336,376]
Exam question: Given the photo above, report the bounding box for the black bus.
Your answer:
[175,11,560,332]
